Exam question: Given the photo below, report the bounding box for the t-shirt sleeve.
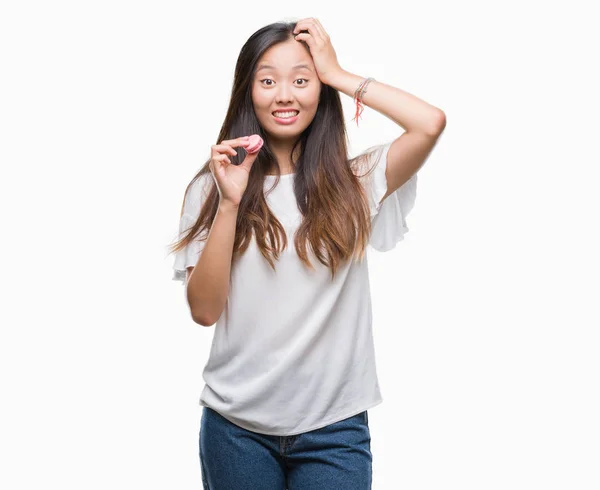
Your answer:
[354,141,418,252]
[172,173,212,284]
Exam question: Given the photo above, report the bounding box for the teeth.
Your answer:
[273,111,299,118]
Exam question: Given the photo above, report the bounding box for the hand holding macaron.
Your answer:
[209,134,264,207]
[244,134,264,154]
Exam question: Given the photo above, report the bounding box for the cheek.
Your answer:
[303,86,321,107]
[301,96,320,114]
[251,85,268,108]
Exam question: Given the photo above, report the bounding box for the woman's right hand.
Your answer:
[209,137,260,207]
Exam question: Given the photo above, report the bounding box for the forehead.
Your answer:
[256,62,313,73]
[256,42,314,73]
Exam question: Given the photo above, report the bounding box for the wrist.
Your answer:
[322,67,346,87]
[218,200,240,214]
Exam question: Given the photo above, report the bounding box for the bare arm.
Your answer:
[186,200,239,326]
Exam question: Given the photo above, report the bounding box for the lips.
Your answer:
[272,111,300,125]
[272,110,300,117]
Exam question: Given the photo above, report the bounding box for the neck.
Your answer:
[266,135,302,174]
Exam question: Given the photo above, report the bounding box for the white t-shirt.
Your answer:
[172,140,418,436]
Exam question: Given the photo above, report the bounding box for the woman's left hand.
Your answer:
[293,18,343,85]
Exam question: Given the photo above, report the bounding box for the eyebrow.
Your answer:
[256,63,313,73]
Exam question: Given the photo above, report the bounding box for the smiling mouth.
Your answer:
[272,111,300,118]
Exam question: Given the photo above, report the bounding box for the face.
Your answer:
[251,39,322,143]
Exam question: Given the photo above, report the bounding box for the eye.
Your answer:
[259,78,309,87]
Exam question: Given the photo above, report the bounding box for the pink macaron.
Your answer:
[244,134,264,154]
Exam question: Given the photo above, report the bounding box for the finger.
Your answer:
[212,142,246,156]
[220,137,251,147]
[293,21,312,37]
[214,153,231,165]
[294,29,319,48]
[306,17,325,39]
[310,18,328,40]
[292,19,307,31]
[222,144,240,155]
[294,20,323,42]
[294,31,312,46]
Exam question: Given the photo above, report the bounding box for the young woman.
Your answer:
[169,18,445,490]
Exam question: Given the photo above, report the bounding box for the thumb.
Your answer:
[239,149,260,174]
[239,134,264,173]
[239,136,264,172]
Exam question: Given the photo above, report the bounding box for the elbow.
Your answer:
[428,110,446,136]
[191,310,215,327]
[187,287,214,326]
[187,285,224,326]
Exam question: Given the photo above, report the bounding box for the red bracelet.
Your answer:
[352,77,375,127]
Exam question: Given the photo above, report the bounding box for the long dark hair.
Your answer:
[168,21,379,281]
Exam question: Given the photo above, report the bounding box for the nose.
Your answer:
[275,84,294,104]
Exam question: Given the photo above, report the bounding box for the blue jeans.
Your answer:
[199,406,372,489]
